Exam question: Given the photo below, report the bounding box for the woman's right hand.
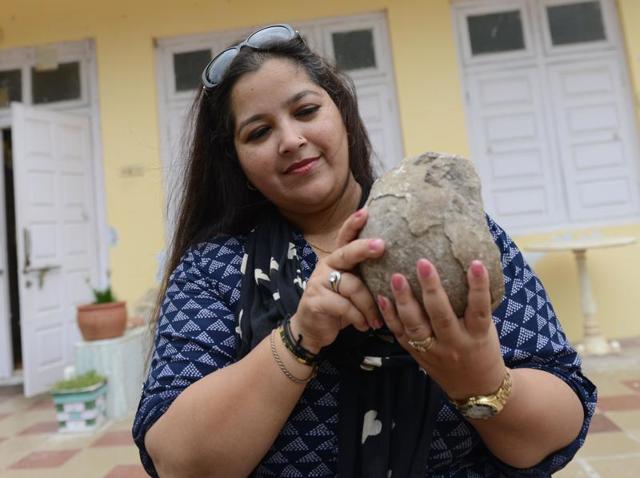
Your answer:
[289,209,385,353]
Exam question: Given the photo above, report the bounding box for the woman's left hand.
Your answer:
[378,259,506,400]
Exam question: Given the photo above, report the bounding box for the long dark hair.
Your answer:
[150,34,374,336]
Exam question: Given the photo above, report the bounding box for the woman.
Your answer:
[133,24,596,477]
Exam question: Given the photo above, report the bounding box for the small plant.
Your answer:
[85,278,116,304]
[91,285,116,304]
[51,370,106,392]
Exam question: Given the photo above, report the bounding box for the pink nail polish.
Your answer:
[377,295,387,311]
[417,260,432,279]
[471,260,484,278]
[369,239,384,252]
[391,274,404,291]
[354,209,364,218]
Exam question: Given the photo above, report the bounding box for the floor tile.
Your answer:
[587,454,640,477]
[91,430,134,447]
[104,464,148,477]
[554,459,591,477]
[606,409,640,432]
[109,414,136,431]
[19,421,59,435]
[0,384,22,397]
[618,337,640,347]
[597,394,640,411]
[8,449,80,469]
[57,447,141,477]
[589,376,640,396]
[588,413,621,433]
[0,435,50,469]
[28,397,54,410]
[580,431,640,457]
[622,379,640,393]
[0,409,56,436]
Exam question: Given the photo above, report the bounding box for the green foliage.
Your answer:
[84,278,116,304]
[92,286,115,304]
[51,370,106,392]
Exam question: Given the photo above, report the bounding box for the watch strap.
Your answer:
[450,369,513,418]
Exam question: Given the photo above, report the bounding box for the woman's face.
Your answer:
[231,58,354,217]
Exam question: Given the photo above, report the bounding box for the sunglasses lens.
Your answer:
[206,48,238,86]
[246,25,295,47]
[203,25,297,88]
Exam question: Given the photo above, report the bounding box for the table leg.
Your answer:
[573,249,620,356]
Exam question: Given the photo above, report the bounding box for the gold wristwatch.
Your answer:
[450,369,512,420]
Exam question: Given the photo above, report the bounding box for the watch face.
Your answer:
[462,403,497,420]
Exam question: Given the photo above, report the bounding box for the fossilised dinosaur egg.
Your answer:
[359,151,504,317]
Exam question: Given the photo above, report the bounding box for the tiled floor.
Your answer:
[2,338,640,477]
[0,384,146,478]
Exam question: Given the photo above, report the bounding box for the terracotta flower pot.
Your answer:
[77,301,127,341]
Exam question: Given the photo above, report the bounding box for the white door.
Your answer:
[547,56,640,221]
[466,67,564,229]
[454,0,640,233]
[0,134,11,379]
[356,83,403,174]
[12,103,99,396]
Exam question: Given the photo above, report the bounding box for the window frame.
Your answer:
[538,0,617,56]
[320,19,389,81]
[0,41,91,119]
[455,0,537,67]
[452,0,640,235]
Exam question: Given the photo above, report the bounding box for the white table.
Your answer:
[526,236,636,356]
[74,325,149,419]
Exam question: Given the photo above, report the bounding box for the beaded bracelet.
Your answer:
[279,317,319,366]
[270,329,316,385]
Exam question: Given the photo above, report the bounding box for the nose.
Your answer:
[278,122,307,155]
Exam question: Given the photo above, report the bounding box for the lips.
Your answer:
[284,157,319,174]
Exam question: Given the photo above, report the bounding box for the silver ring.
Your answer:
[328,270,342,294]
[408,336,435,353]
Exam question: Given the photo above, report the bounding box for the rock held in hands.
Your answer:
[359,151,504,317]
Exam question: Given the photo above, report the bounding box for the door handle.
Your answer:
[23,228,31,269]
[24,265,61,289]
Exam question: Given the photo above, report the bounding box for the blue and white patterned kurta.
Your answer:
[133,217,596,477]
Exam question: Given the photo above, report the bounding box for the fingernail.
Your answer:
[391,274,404,291]
[417,259,432,279]
[369,239,384,252]
[373,320,383,329]
[471,260,484,278]
[377,295,387,311]
[354,208,365,218]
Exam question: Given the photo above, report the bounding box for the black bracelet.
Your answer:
[279,317,319,366]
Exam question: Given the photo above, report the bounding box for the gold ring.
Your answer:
[328,270,342,294]
[408,336,435,353]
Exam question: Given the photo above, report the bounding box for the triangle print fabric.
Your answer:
[133,218,596,477]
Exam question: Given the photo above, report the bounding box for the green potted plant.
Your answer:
[51,370,108,433]
[76,282,128,341]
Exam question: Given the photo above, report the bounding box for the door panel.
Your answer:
[547,57,640,220]
[466,68,563,229]
[456,0,640,232]
[12,103,98,396]
[356,83,403,173]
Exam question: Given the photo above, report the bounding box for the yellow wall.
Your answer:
[0,0,639,343]
[618,0,640,127]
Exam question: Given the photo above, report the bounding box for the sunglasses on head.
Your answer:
[201,23,300,89]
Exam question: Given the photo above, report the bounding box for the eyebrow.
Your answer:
[236,89,322,135]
